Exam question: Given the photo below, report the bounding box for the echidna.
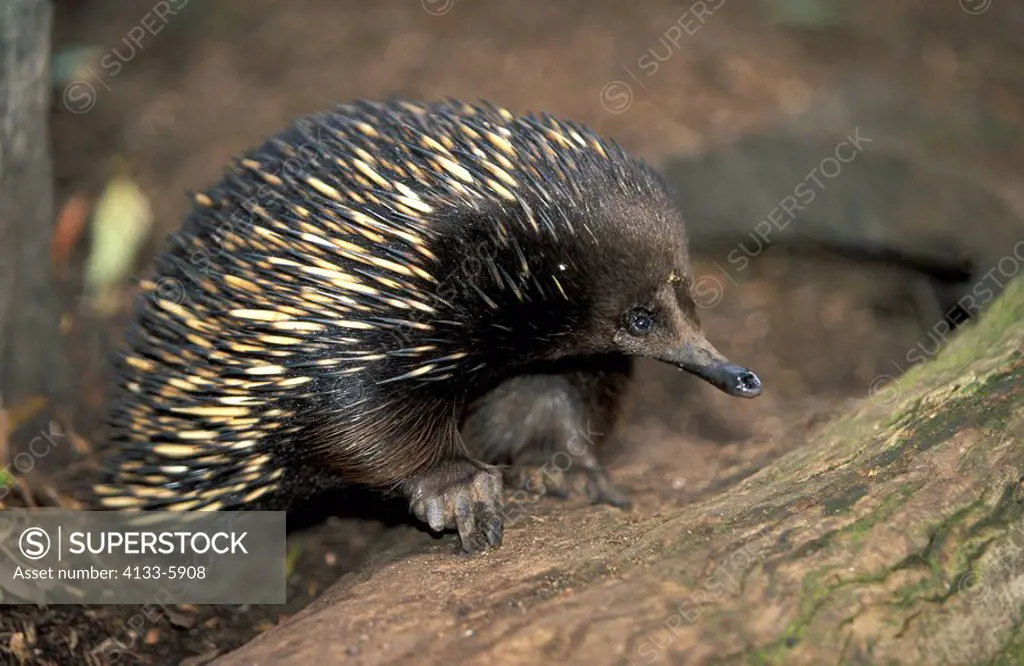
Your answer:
[95,99,762,553]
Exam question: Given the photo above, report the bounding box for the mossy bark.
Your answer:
[218,277,1024,666]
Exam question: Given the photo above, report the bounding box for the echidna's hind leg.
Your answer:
[460,356,635,509]
[401,458,504,554]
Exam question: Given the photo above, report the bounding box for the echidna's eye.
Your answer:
[626,309,654,336]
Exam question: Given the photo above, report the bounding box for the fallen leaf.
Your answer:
[4,395,47,435]
[285,541,303,577]
[51,191,93,279]
[67,429,93,454]
[164,606,196,629]
[8,632,30,664]
[84,160,154,314]
[50,45,104,87]
[54,409,93,455]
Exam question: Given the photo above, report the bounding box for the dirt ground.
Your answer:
[2,0,1023,663]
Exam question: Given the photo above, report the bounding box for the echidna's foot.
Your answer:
[508,454,632,509]
[406,459,504,554]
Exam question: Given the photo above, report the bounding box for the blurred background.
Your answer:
[2,0,1023,662]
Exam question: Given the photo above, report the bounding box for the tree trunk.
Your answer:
[0,1,69,453]
[216,277,1024,666]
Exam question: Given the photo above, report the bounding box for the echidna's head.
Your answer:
[550,191,763,400]
[411,106,761,399]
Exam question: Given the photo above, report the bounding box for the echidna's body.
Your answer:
[97,99,761,552]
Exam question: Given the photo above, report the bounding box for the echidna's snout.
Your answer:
[712,362,762,398]
[659,341,762,399]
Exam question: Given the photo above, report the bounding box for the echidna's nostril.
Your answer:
[735,370,762,397]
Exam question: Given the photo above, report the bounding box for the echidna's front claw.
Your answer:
[406,460,505,554]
